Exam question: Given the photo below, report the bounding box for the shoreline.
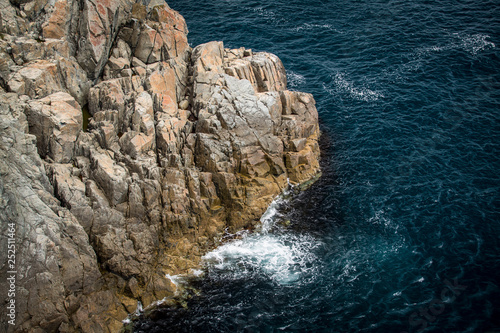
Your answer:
[124,178,323,330]
[0,1,323,331]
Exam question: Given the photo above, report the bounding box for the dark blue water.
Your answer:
[135,1,500,332]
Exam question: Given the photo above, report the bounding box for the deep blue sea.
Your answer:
[135,1,500,332]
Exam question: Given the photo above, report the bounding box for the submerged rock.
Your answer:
[0,0,321,331]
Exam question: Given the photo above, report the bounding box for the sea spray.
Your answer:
[202,191,322,285]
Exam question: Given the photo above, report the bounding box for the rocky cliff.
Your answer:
[0,0,321,331]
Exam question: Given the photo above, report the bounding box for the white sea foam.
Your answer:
[165,273,183,287]
[287,71,306,90]
[135,301,143,315]
[202,194,321,284]
[190,269,204,277]
[292,23,337,32]
[325,72,384,102]
[368,209,400,233]
[415,33,495,57]
[455,33,495,55]
[252,7,287,25]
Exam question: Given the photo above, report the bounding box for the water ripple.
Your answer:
[137,0,500,331]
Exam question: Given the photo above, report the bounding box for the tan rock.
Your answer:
[8,60,63,98]
[193,41,225,75]
[88,76,142,116]
[22,0,51,18]
[224,49,287,92]
[90,150,129,205]
[77,0,135,80]
[148,64,177,114]
[134,24,163,64]
[119,131,155,159]
[42,0,68,39]
[131,2,147,20]
[132,91,155,135]
[0,0,29,34]
[47,163,94,233]
[27,92,82,163]
[104,56,131,79]
[0,102,101,332]
[57,56,91,105]
[156,116,188,156]
[0,1,321,331]
[250,52,287,92]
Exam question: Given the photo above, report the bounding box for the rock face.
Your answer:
[0,1,321,332]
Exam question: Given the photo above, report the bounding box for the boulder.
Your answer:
[77,0,135,80]
[224,49,287,92]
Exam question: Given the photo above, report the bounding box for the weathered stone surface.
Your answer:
[77,0,135,80]
[120,4,188,66]
[0,96,101,332]
[6,56,90,104]
[8,60,64,98]
[88,75,143,118]
[27,92,82,163]
[90,150,129,206]
[0,1,321,332]
[225,49,287,92]
[42,0,69,39]
[0,0,29,35]
[189,41,320,230]
[148,62,178,114]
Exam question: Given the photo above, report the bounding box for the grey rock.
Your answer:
[0,1,321,331]
[27,92,82,163]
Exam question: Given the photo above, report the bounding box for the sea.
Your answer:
[134,0,500,332]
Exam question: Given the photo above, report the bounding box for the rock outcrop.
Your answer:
[0,1,321,332]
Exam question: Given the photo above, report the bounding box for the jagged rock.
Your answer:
[6,56,90,104]
[193,41,225,74]
[42,0,69,39]
[128,5,188,64]
[88,75,143,118]
[18,0,51,19]
[77,0,135,80]
[27,92,82,163]
[6,36,71,65]
[249,52,287,92]
[119,131,155,158]
[0,1,321,332]
[57,56,92,105]
[8,60,63,98]
[46,163,94,233]
[0,0,29,35]
[0,92,29,133]
[132,91,155,135]
[147,63,178,114]
[90,150,129,206]
[190,40,320,229]
[224,49,287,92]
[0,98,101,332]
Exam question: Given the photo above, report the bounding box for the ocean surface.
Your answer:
[135,0,500,332]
